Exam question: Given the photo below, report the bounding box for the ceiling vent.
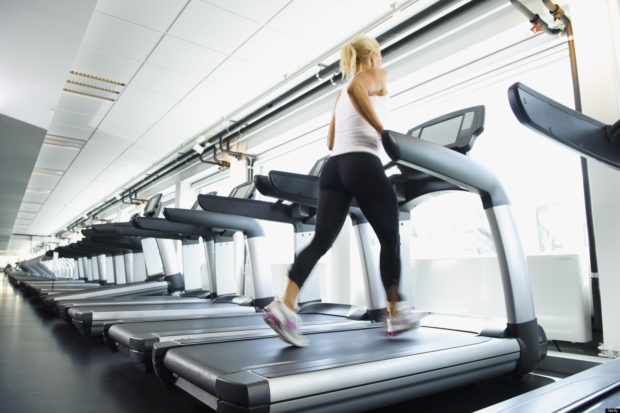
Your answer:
[43,133,86,150]
[63,70,125,102]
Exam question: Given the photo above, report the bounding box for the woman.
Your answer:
[263,35,422,347]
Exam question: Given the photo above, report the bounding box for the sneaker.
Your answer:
[263,298,308,347]
[387,307,425,336]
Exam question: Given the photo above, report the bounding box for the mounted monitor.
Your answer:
[143,193,163,217]
[407,106,485,154]
[308,156,330,176]
[229,181,256,199]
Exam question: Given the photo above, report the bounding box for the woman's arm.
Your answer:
[346,68,387,136]
[327,90,342,150]
[327,112,336,150]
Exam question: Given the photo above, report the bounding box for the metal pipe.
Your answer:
[57,0,488,237]
[199,146,229,169]
[205,0,460,148]
[509,0,563,35]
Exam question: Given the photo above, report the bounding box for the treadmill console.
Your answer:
[308,156,330,176]
[407,105,485,154]
[143,194,163,217]
[229,181,256,199]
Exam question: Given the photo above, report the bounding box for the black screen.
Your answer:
[231,183,253,199]
[144,194,161,215]
[419,115,463,146]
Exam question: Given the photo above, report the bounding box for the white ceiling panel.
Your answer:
[207,56,284,101]
[47,121,95,141]
[204,0,290,25]
[18,202,43,213]
[234,26,308,75]
[31,129,135,228]
[169,1,260,54]
[95,0,188,32]
[144,97,219,145]
[117,140,166,167]
[187,82,252,124]
[98,87,178,137]
[37,195,100,234]
[147,35,227,78]
[16,210,37,219]
[56,93,114,118]
[338,0,395,18]
[267,0,366,47]
[86,130,135,155]
[81,12,162,61]
[35,144,79,171]
[188,78,266,123]
[132,129,185,165]
[0,0,96,130]
[131,64,200,98]
[28,173,61,190]
[78,177,122,202]
[93,164,143,190]
[50,108,94,129]
[22,190,50,204]
[72,45,143,84]
[5,0,467,249]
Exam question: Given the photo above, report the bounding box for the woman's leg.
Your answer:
[342,153,402,316]
[284,159,352,310]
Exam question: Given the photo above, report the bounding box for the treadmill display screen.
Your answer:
[232,183,253,199]
[420,115,463,146]
[144,195,161,215]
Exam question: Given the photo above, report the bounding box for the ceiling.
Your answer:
[2,0,434,256]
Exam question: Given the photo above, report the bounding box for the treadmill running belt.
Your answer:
[162,327,520,403]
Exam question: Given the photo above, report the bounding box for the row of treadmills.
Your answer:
[8,83,620,412]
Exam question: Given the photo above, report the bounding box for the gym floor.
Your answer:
[0,272,554,413]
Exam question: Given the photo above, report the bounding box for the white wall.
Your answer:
[408,254,592,343]
[570,0,620,356]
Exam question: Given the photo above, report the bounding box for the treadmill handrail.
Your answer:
[132,216,214,240]
[112,222,192,240]
[164,208,265,238]
[381,130,510,209]
[88,235,143,250]
[508,82,620,171]
[198,193,312,226]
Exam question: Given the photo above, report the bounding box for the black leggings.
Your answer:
[289,152,401,296]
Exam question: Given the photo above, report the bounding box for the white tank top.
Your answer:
[331,85,390,158]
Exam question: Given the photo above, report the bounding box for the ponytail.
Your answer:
[340,43,358,78]
[339,35,380,78]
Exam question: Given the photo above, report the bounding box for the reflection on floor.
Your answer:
[0,273,554,413]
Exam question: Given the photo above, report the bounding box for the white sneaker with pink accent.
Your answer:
[262,298,308,347]
[387,307,425,336]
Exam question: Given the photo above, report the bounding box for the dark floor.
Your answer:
[0,273,554,413]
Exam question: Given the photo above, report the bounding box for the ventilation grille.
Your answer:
[63,70,126,102]
[44,134,86,149]
[33,167,64,176]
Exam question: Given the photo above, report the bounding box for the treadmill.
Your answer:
[26,241,130,299]
[33,193,175,308]
[50,226,215,319]
[50,206,228,318]
[473,82,620,412]
[65,182,279,336]
[103,157,377,372]
[151,107,547,412]
[16,251,98,294]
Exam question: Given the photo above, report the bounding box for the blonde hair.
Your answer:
[340,35,380,78]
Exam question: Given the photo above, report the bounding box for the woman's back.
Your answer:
[332,89,389,157]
